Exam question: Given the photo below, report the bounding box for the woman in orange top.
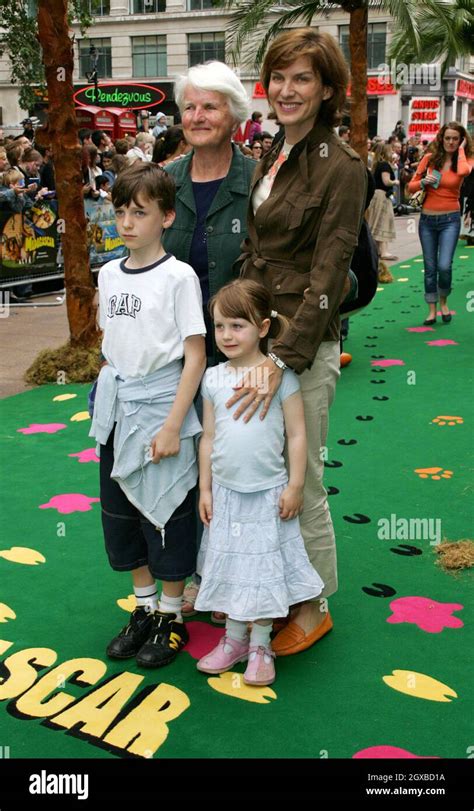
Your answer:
[408,122,473,325]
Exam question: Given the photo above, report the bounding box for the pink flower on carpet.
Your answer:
[406,327,434,332]
[39,494,100,514]
[387,597,463,633]
[183,621,225,660]
[370,359,405,367]
[353,746,439,759]
[69,448,99,463]
[425,340,459,346]
[17,423,67,434]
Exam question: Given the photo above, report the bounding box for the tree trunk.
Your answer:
[349,5,368,164]
[36,0,99,348]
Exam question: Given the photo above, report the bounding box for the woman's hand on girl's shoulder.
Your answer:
[225,358,283,422]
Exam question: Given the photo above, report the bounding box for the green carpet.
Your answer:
[0,244,472,760]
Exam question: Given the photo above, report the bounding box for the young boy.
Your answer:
[90,162,206,668]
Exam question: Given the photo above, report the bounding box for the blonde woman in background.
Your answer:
[366,142,398,260]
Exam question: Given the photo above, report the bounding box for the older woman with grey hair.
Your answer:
[163,61,256,621]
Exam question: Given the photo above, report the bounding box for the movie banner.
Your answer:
[0,199,60,286]
[0,196,125,286]
[85,197,125,268]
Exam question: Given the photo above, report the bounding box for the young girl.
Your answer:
[194,280,324,686]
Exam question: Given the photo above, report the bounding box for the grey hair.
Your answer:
[174,61,250,125]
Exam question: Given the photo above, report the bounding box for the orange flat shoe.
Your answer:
[272,616,291,635]
[271,612,333,657]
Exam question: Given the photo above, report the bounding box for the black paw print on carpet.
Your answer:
[343,513,371,524]
[362,583,397,597]
[390,545,422,556]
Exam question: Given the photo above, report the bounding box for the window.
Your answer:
[339,23,386,70]
[188,33,225,66]
[188,0,217,9]
[132,36,167,77]
[79,38,112,79]
[131,0,166,12]
[88,0,110,14]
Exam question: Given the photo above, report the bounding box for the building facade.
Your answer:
[0,0,473,139]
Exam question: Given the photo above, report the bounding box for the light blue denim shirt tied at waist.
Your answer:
[89,360,202,545]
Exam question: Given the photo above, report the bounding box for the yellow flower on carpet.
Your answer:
[0,603,16,623]
[207,671,277,703]
[117,594,137,613]
[53,394,77,401]
[0,547,45,565]
[70,412,91,422]
[383,670,457,702]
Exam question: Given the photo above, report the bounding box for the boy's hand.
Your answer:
[199,490,213,526]
[150,427,180,464]
[279,484,304,520]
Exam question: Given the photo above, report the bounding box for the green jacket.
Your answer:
[163,144,256,300]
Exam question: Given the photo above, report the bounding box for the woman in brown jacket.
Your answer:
[229,29,367,655]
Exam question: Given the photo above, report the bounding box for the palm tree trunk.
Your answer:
[36,0,99,348]
[349,5,368,164]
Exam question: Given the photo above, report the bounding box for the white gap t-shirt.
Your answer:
[201,362,301,493]
[98,253,206,379]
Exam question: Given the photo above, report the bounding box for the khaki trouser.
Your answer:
[285,340,341,600]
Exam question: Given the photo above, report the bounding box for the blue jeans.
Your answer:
[419,212,461,303]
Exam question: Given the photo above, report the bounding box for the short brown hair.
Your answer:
[114,138,129,155]
[112,161,175,212]
[261,28,349,129]
[6,143,23,166]
[21,148,42,164]
[209,279,287,351]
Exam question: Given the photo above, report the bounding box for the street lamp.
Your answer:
[85,44,99,102]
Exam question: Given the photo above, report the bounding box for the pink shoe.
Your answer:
[196,634,249,674]
[243,645,276,686]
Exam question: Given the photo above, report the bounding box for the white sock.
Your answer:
[250,620,272,649]
[226,618,248,643]
[159,593,183,622]
[134,584,158,614]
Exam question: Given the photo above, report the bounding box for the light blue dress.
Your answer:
[194,364,324,621]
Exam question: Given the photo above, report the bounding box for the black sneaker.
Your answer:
[136,611,189,668]
[106,607,154,659]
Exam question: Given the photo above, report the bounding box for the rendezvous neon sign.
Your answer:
[74,82,166,110]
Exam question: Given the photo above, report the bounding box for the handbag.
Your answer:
[408,187,426,208]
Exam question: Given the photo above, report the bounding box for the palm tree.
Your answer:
[219,0,466,162]
[388,0,474,75]
[35,0,99,350]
